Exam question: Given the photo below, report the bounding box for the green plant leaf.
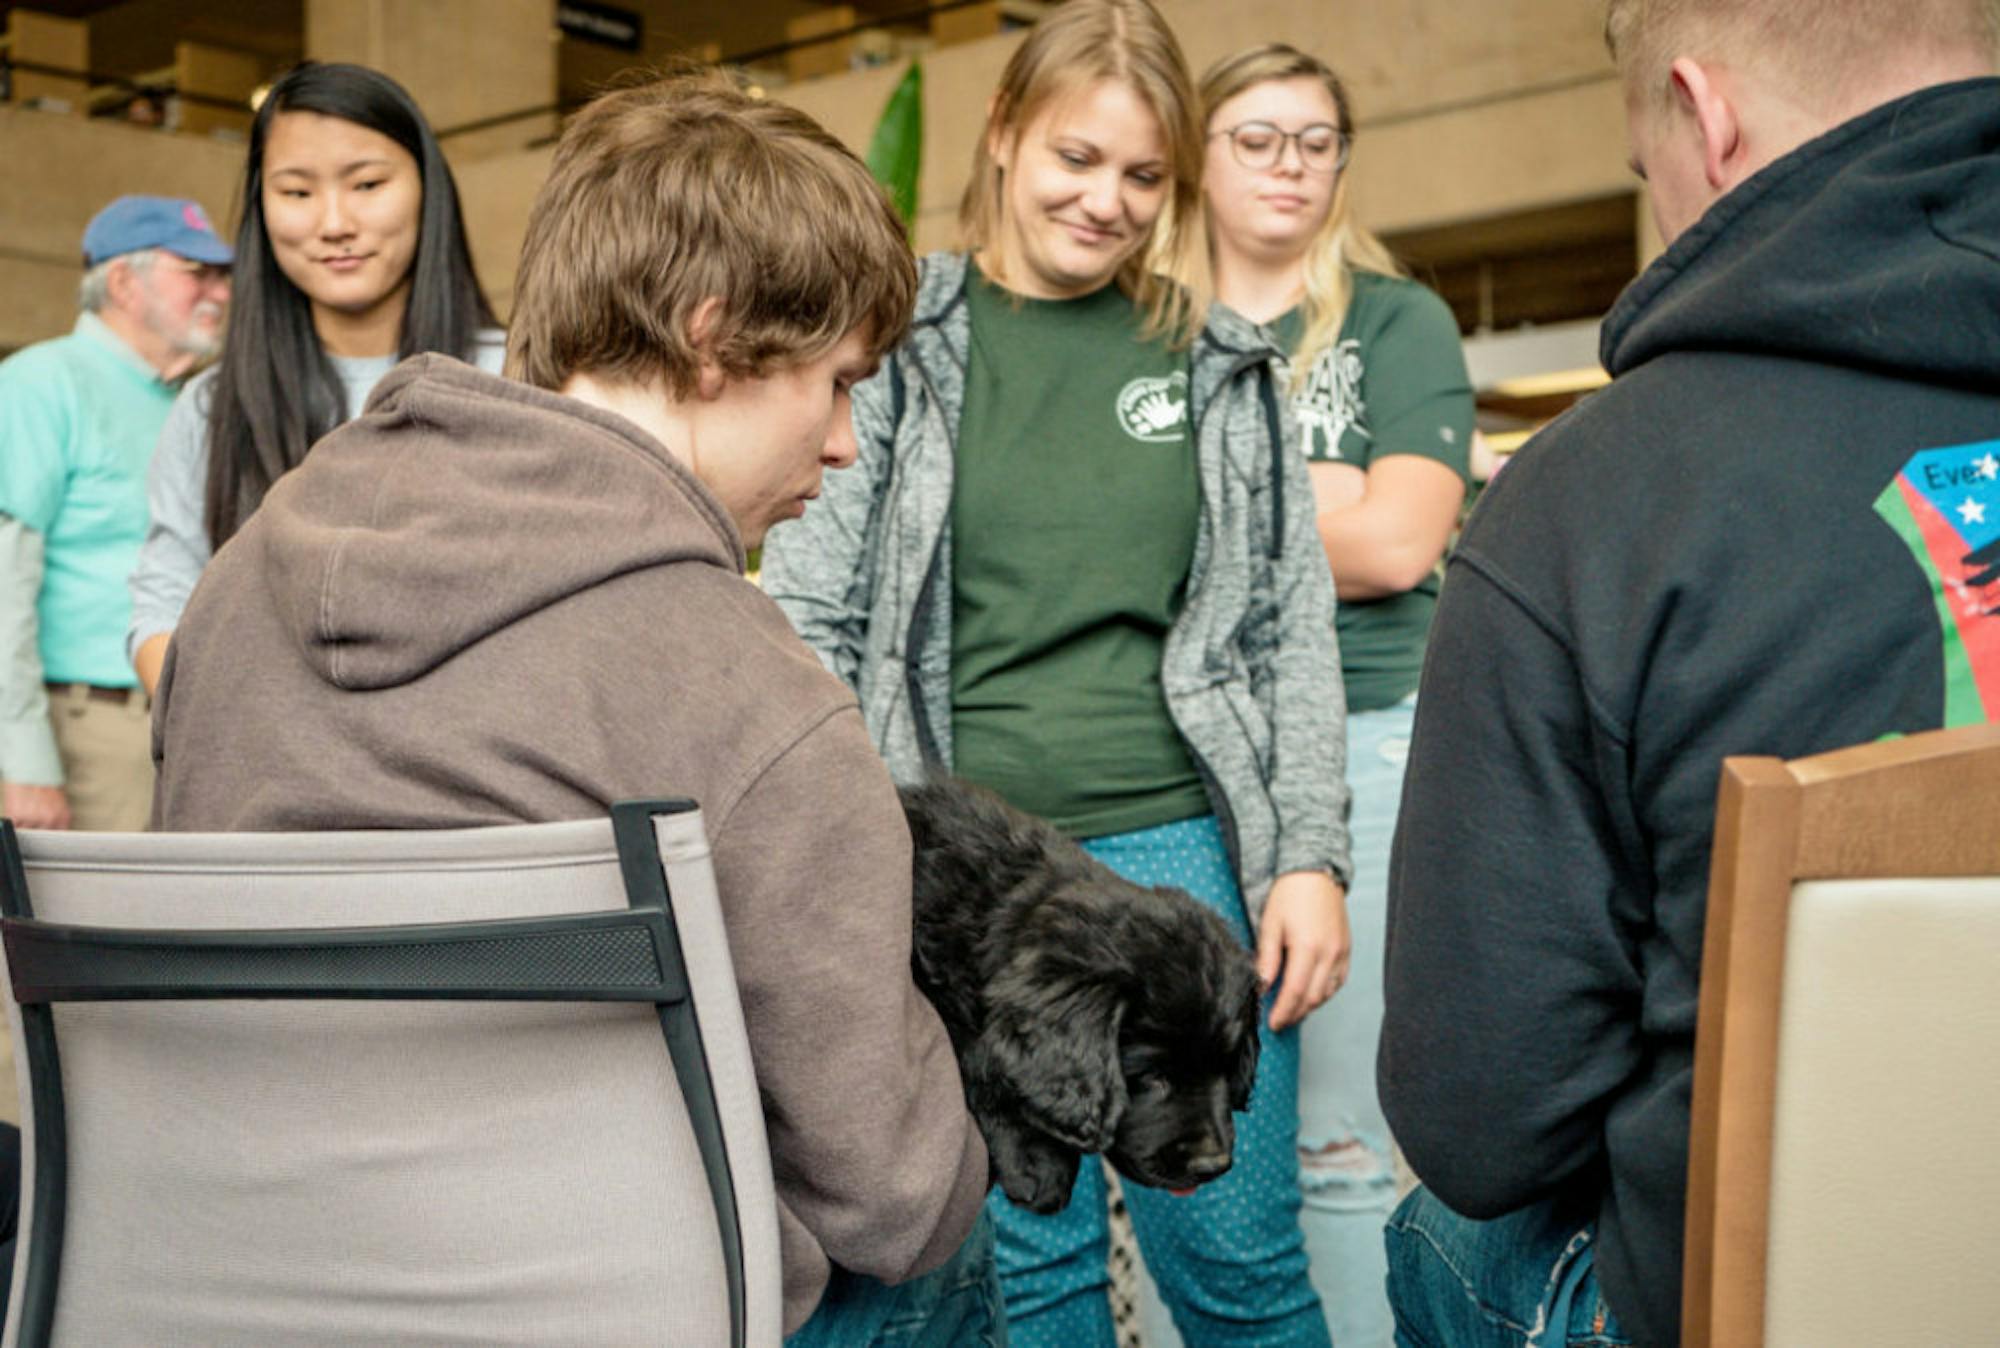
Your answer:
[866,62,923,234]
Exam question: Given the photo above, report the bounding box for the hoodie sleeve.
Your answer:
[0,519,60,787]
[128,374,215,662]
[1379,549,1646,1216]
[707,701,988,1284]
[1260,367,1354,890]
[760,362,898,689]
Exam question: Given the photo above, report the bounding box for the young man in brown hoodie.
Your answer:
[149,72,997,1344]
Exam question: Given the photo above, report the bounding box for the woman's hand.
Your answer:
[1255,869,1351,1030]
[133,632,171,697]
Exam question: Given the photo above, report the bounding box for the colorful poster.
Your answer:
[1874,438,2000,725]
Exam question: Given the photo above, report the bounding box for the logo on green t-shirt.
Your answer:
[1116,371,1189,443]
[1294,339,1368,460]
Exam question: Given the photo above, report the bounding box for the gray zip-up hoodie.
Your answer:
[761,253,1352,917]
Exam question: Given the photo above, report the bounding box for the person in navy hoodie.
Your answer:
[1378,3,2000,1345]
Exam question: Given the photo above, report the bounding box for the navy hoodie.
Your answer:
[1381,78,2000,1347]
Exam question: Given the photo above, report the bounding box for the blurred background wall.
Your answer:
[3,0,1643,437]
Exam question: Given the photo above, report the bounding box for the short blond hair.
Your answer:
[507,68,916,394]
[1605,0,2000,112]
[959,0,1202,344]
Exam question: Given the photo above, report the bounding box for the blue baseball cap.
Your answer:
[81,195,234,268]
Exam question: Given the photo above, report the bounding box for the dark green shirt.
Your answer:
[949,271,1210,838]
[1274,273,1474,711]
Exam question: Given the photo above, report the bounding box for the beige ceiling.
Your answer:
[2,0,905,89]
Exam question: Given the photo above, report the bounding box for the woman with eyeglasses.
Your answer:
[1197,44,1474,1348]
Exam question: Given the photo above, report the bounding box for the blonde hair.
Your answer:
[1198,45,1403,394]
[1605,0,2000,113]
[959,0,1202,344]
[507,67,916,394]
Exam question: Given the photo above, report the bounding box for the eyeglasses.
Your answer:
[1211,121,1351,174]
[156,256,232,287]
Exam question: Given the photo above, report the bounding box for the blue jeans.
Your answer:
[1384,1187,1631,1348]
[1000,815,1330,1348]
[786,1210,1006,1347]
[1296,697,1411,1347]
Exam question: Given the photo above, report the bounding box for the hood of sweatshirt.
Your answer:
[1603,78,2000,387]
[251,354,745,691]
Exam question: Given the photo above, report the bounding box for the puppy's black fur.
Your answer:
[901,777,1262,1213]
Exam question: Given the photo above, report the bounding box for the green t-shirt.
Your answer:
[949,271,1210,839]
[1274,272,1474,711]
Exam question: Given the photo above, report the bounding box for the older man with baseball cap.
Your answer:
[0,194,232,831]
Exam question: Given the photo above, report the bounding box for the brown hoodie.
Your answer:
[151,354,989,1332]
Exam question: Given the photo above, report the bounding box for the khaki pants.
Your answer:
[47,684,155,832]
[0,688,153,1123]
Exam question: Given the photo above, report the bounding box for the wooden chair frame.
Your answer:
[1682,720,2000,1347]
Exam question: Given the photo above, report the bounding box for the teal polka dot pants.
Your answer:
[986,813,1332,1347]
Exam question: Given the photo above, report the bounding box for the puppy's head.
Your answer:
[1103,887,1260,1193]
[983,874,1261,1193]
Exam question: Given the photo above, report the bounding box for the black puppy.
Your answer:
[900,777,1262,1214]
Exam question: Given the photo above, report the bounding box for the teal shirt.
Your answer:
[1274,273,1474,710]
[0,313,178,686]
[950,271,1210,839]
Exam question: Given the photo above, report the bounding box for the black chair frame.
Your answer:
[0,800,748,1348]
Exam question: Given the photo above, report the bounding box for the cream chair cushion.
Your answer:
[1763,877,2000,1347]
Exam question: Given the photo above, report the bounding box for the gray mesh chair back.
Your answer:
[0,800,781,1347]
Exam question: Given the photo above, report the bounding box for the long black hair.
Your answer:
[203,61,496,549]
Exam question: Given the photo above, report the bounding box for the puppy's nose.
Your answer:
[1184,1150,1232,1183]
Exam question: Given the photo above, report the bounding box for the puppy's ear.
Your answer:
[1228,983,1262,1112]
[985,956,1128,1153]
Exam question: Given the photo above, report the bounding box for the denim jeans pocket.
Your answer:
[876,1267,1007,1347]
[876,1211,1006,1347]
[1386,1188,1630,1348]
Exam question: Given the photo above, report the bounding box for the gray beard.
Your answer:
[164,304,226,362]
[171,329,224,361]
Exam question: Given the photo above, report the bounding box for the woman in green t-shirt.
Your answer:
[762,4,1353,1346]
[1198,43,1476,1348]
